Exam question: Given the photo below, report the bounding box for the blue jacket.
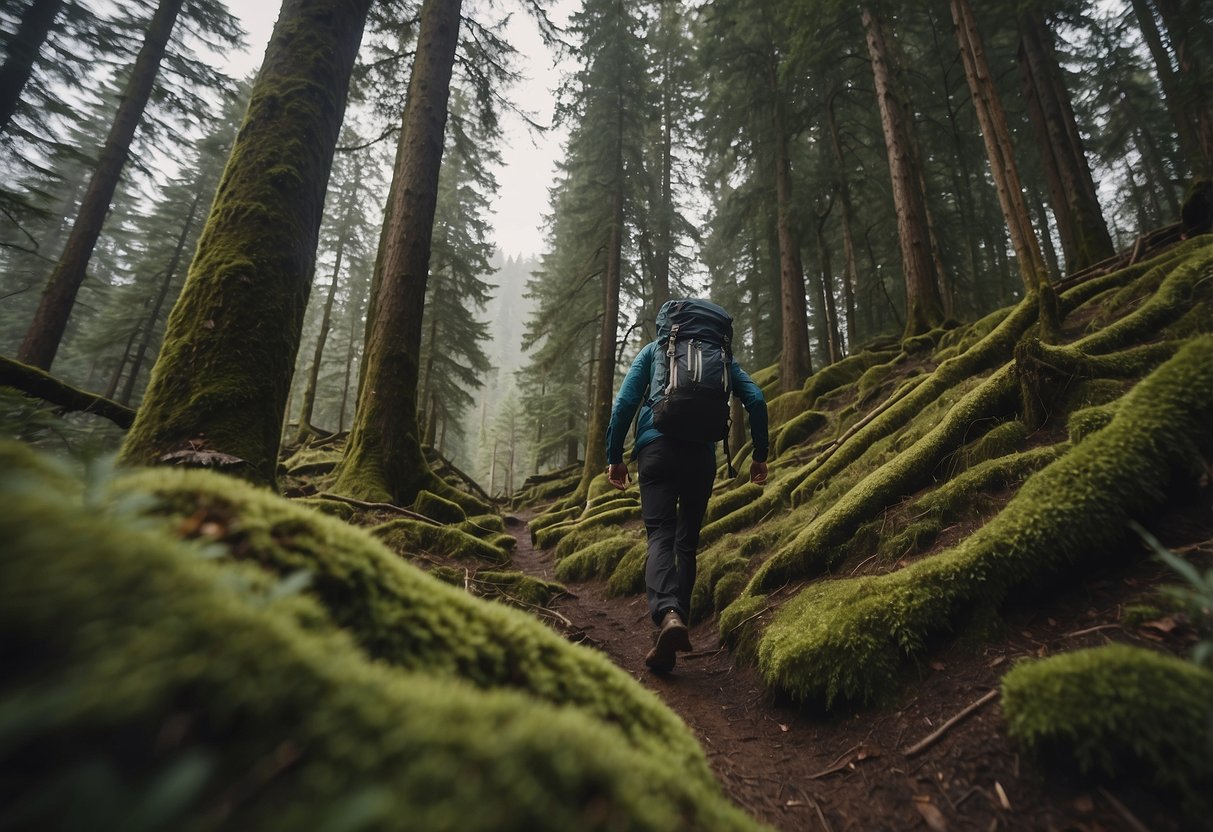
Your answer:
[605,341,769,465]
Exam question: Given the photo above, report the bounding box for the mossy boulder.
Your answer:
[1002,644,1213,802]
[0,453,761,831]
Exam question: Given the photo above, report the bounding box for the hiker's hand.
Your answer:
[607,463,630,490]
[750,461,768,485]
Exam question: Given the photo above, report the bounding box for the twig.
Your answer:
[849,552,879,577]
[1097,788,1151,832]
[1063,623,1120,638]
[807,744,872,780]
[902,690,999,757]
[314,492,440,524]
[726,606,772,634]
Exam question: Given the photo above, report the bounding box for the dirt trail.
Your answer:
[506,513,1193,831]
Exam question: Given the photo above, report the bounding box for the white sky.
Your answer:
[220,1,570,260]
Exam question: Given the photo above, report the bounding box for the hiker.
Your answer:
[605,299,769,674]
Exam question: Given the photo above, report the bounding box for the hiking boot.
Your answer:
[644,610,692,674]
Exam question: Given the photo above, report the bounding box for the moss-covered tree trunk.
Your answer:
[120,0,373,484]
[18,0,184,370]
[863,4,944,339]
[770,57,812,392]
[1016,10,1114,273]
[826,94,860,350]
[333,0,464,506]
[0,0,63,133]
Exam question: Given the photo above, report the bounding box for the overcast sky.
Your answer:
[221,2,571,260]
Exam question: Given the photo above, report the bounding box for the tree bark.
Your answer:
[0,0,64,133]
[1017,8,1114,273]
[576,91,626,499]
[826,94,859,351]
[120,0,372,485]
[1129,0,1202,173]
[1151,0,1213,175]
[863,4,944,338]
[294,159,363,443]
[770,58,812,391]
[18,0,185,370]
[333,0,463,505]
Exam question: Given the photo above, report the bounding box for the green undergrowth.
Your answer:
[372,517,513,564]
[428,566,566,609]
[0,450,760,831]
[1001,644,1213,808]
[750,335,1213,705]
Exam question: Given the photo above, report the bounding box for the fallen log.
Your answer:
[0,355,135,428]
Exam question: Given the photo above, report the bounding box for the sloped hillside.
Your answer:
[525,235,1213,815]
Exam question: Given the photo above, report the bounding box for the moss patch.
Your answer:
[753,336,1213,705]
[1002,644,1213,801]
[0,453,760,830]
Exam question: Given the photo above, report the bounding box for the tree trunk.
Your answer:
[119,188,205,406]
[1129,0,1202,174]
[863,4,944,339]
[0,0,64,133]
[18,0,185,370]
[953,0,1059,340]
[337,275,366,433]
[770,59,812,391]
[334,0,463,505]
[1151,0,1213,175]
[576,95,626,499]
[814,214,843,363]
[419,313,438,443]
[1017,9,1114,273]
[294,160,363,443]
[120,0,372,485]
[826,95,860,351]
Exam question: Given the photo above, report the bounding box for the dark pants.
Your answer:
[637,436,716,624]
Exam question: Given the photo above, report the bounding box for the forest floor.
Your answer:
[506,502,1211,832]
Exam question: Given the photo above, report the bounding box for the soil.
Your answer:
[506,499,1212,832]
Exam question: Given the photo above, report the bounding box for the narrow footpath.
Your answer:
[504,513,1169,831]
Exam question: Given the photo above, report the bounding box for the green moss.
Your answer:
[699,486,784,547]
[690,551,748,621]
[718,593,770,656]
[773,410,827,457]
[1002,644,1213,799]
[282,446,344,475]
[753,364,1017,593]
[1060,378,1131,414]
[583,493,640,520]
[555,522,630,561]
[1067,403,1118,444]
[1120,603,1164,628]
[529,504,581,536]
[104,465,719,769]
[714,572,747,614]
[960,419,1030,469]
[373,517,511,564]
[753,335,1213,706]
[766,390,812,428]
[472,570,565,607]
[802,349,899,403]
[460,513,506,536]
[556,537,643,582]
[856,361,896,401]
[293,496,357,520]
[607,540,650,597]
[413,489,467,523]
[0,455,760,831]
[705,483,764,525]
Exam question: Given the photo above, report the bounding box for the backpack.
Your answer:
[648,299,737,473]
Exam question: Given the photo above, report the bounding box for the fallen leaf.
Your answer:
[914,799,948,831]
[779,723,790,733]
[994,781,1012,810]
[785,800,808,808]
[1021,630,1033,638]
[1142,616,1178,634]
[988,656,1006,668]
[930,661,946,671]
[202,319,215,329]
